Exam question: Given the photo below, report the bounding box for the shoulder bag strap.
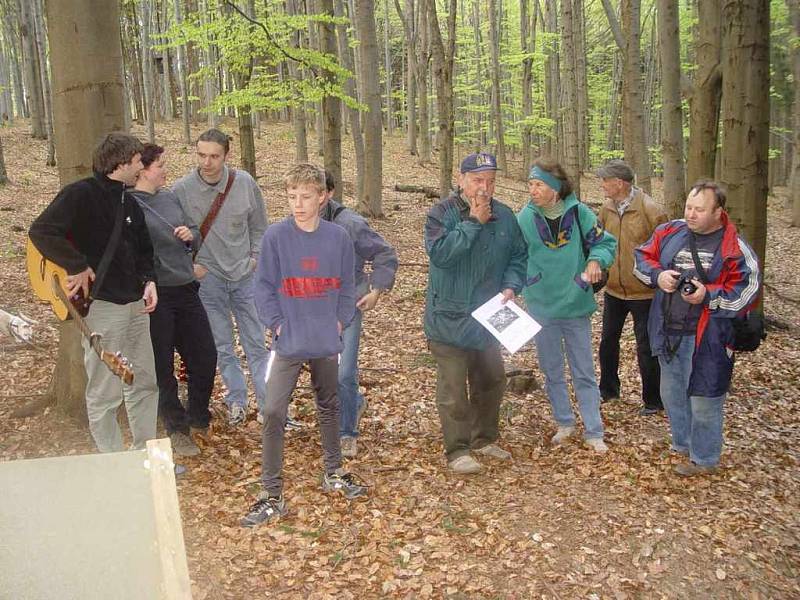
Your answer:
[199,169,237,242]
[688,233,710,284]
[573,204,590,260]
[90,189,126,299]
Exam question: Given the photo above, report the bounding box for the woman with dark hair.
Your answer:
[130,144,217,457]
[517,158,617,453]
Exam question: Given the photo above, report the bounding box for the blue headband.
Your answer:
[528,166,562,193]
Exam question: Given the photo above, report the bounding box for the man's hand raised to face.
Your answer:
[469,196,491,224]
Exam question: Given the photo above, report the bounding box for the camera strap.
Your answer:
[688,233,710,285]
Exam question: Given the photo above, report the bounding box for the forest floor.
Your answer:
[1,120,799,599]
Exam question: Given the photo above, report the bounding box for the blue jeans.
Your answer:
[658,335,726,466]
[532,315,604,439]
[198,270,268,412]
[339,310,365,438]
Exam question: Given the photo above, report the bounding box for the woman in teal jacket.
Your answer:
[517,158,617,453]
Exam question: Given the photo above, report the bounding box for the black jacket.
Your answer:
[29,172,156,304]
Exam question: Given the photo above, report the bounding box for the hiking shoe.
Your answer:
[228,405,246,426]
[474,444,511,460]
[321,469,368,499]
[674,462,718,477]
[285,417,304,431]
[341,436,358,458]
[240,494,287,528]
[448,454,481,474]
[551,425,576,445]
[639,407,662,416]
[585,438,609,454]
[169,431,200,457]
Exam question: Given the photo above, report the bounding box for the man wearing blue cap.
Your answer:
[423,152,528,474]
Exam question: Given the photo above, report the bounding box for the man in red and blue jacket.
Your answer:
[633,180,760,476]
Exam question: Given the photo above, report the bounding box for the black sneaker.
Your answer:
[240,494,287,528]
[322,469,368,499]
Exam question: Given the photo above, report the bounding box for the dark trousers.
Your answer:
[428,340,506,461]
[261,353,341,496]
[149,282,217,434]
[598,293,662,409]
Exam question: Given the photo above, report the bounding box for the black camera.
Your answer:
[674,273,697,295]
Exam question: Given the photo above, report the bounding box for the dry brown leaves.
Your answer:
[1,121,798,599]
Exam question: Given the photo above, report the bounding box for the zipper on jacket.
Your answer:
[617,210,628,297]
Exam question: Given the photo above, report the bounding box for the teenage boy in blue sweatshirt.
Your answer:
[241,164,366,528]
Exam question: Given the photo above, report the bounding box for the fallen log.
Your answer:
[394,184,440,199]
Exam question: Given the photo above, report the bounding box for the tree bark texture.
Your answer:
[32,0,55,165]
[788,0,800,226]
[559,0,581,197]
[657,0,685,218]
[416,0,431,163]
[18,0,46,138]
[355,0,383,216]
[288,0,308,162]
[44,0,127,419]
[394,0,418,155]
[720,0,769,270]
[620,0,651,193]
[488,0,506,172]
[318,0,342,192]
[173,0,193,144]
[428,0,457,198]
[140,0,156,142]
[687,0,722,185]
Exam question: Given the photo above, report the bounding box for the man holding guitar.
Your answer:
[29,132,159,453]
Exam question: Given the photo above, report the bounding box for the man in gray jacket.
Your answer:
[173,129,268,426]
[322,171,398,457]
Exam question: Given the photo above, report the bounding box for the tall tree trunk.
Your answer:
[383,0,393,136]
[606,52,622,151]
[335,0,364,202]
[543,0,560,159]
[472,0,484,150]
[416,0,431,163]
[200,0,219,127]
[32,0,55,165]
[288,0,308,162]
[319,0,342,189]
[0,136,8,184]
[520,0,537,178]
[788,0,800,226]
[560,0,580,197]
[173,0,192,145]
[140,0,156,142]
[45,0,127,419]
[428,0,457,197]
[720,0,769,269]
[619,0,651,192]
[355,0,383,216]
[18,0,46,138]
[658,0,685,218]
[573,0,589,171]
[487,0,506,172]
[395,0,418,155]
[687,0,722,185]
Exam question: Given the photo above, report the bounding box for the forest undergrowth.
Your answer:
[0,120,798,599]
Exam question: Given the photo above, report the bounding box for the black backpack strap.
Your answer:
[573,204,589,260]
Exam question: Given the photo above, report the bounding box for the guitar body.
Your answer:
[26,237,134,385]
[26,237,91,320]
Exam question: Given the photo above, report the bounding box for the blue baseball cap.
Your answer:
[460,152,498,174]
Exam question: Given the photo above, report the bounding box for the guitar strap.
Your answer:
[90,189,126,300]
[199,169,237,242]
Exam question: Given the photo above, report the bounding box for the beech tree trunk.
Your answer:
[520,0,537,177]
[428,0,457,198]
[32,0,55,165]
[543,0,560,159]
[383,0,393,136]
[488,0,506,172]
[560,0,581,197]
[173,0,192,145]
[19,0,46,138]
[394,0,418,155]
[720,0,769,270]
[658,0,685,218]
[44,0,127,419]
[355,0,383,217]
[319,0,342,189]
[140,0,156,142]
[788,0,800,226]
[416,0,431,164]
[288,0,308,162]
[687,0,722,185]
[0,137,8,184]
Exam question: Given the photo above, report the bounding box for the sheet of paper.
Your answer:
[471,293,541,354]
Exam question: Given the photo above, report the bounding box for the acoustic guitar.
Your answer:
[26,237,135,385]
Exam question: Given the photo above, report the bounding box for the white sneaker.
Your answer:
[448,454,481,474]
[340,436,358,458]
[551,425,576,445]
[474,443,511,460]
[585,438,608,454]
